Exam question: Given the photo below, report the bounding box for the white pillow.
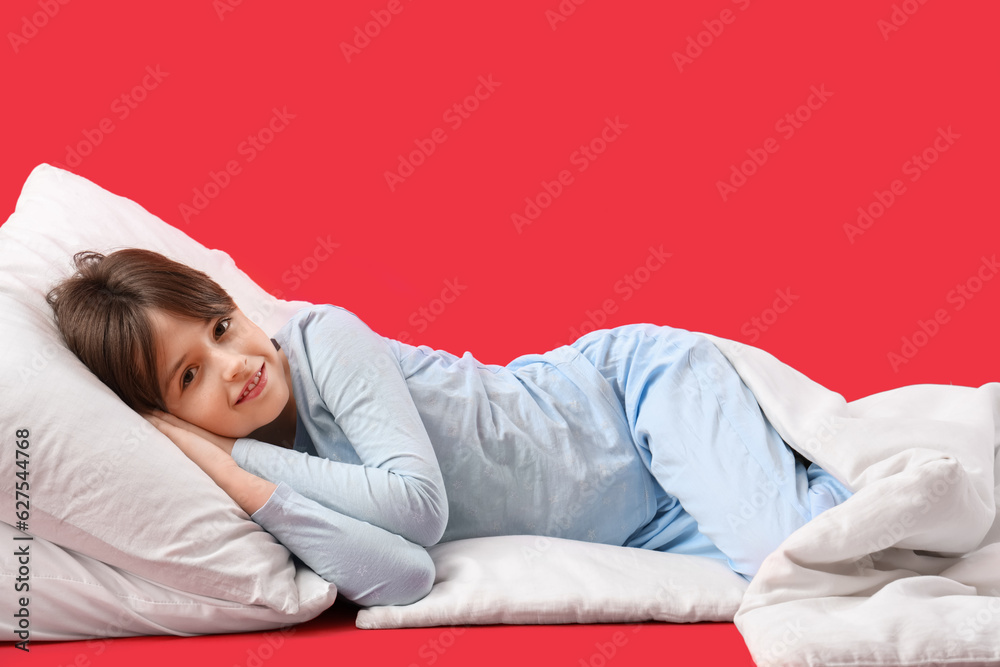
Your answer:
[0,521,333,641]
[0,164,336,641]
[356,535,747,628]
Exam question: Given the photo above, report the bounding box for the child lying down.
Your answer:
[46,248,853,607]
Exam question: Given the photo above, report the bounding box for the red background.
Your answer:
[2,0,997,665]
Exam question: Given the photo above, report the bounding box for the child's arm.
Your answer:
[146,414,434,606]
[250,481,436,606]
[146,413,272,513]
[233,305,450,547]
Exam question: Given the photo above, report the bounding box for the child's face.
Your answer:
[149,307,291,438]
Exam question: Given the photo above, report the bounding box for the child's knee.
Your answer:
[805,463,854,519]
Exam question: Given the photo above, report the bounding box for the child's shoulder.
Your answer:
[282,304,376,342]
[279,304,393,372]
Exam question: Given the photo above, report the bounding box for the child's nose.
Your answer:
[220,352,246,380]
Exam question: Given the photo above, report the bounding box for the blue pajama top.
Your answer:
[232,305,850,607]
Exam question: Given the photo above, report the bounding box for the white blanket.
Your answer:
[702,334,1000,666]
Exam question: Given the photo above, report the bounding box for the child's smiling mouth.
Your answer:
[236,363,266,404]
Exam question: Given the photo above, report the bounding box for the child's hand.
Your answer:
[146,409,237,455]
[144,412,239,479]
[144,412,275,515]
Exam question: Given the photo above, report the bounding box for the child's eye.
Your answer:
[181,368,195,388]
[214,317,231,339]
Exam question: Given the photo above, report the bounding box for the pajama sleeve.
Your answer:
[251,481,435,606]
[232,305,449,547]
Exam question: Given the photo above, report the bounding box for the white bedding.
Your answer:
[359,331,1000,665]
[4,165,998,661]
[702,334,1000,666]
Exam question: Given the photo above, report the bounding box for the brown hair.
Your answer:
[46,249,237,412]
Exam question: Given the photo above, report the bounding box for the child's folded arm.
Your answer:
[240,305,449,547]
[232,436,445,547]
[251,480,436,607]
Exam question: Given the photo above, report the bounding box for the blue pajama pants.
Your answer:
[571,325,853,581]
